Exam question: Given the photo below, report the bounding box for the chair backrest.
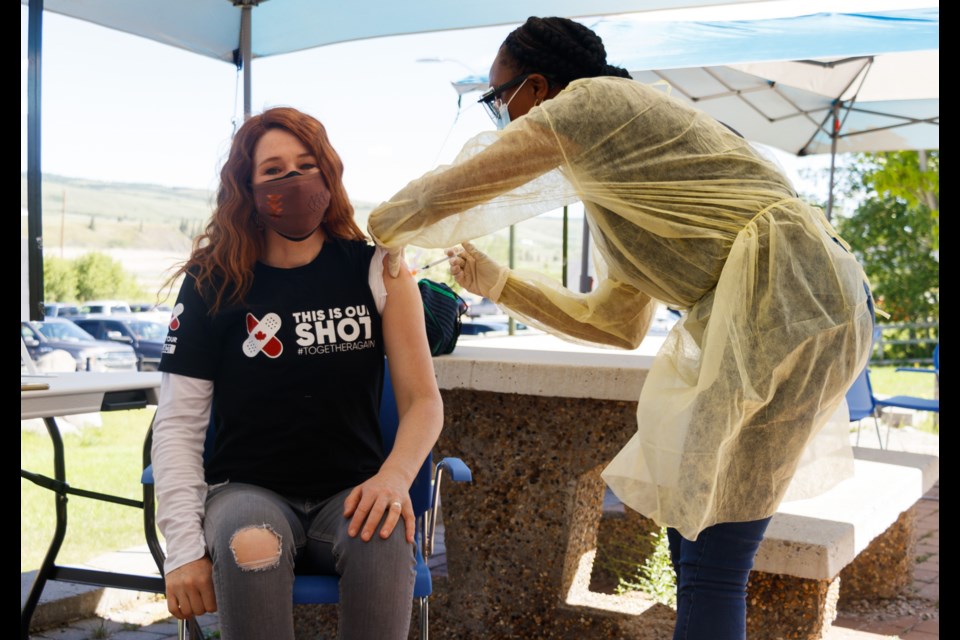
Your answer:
[379,362,433,517]
[846,323,884,421]
[846,366,877,421]
[846,326,939,421]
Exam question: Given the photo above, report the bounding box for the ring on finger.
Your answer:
[390,500,402,510]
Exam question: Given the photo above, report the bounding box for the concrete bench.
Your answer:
[747,447,938,639]
[388,336,937,639]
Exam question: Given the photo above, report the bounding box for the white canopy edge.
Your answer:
[25,0,771,62]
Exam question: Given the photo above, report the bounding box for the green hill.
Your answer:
[21,173,215,224]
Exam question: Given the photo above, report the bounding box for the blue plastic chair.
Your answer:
[142,362,471,640]
[846,364,939,449]
[846,365,886,448]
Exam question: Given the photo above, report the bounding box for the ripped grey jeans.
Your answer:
[203,482,416,640]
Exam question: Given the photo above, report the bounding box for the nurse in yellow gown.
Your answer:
[368,17,874,639]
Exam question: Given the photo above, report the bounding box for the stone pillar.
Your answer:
[429,388,643,638]
[839,507,916,603]
[745,573,840,640]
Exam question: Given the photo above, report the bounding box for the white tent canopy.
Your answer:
[601,8,939,155]
[615,10,939,217]
[631,51,939,155]
[447,8,938,217]
[28,0,770,62]
[594,6,938,68]
[446,8,939,155]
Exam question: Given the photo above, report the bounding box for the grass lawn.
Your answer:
[21,408,157,573]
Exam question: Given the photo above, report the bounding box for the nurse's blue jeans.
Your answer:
[667,517,772,640]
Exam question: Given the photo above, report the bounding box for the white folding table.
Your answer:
[21,372,163,639]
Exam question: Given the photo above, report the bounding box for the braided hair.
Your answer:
[502,17,631,87]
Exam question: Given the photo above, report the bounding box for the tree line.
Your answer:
[44,252,144,302]
[831,150,939,362]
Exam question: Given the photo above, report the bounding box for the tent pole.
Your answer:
[826,102,840,221]
[561,205,568,288]
[241,4,252,120]
[508,225,516,335]
[27,0,44,321]
[579,214,591,293]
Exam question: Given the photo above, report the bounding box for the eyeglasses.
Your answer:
[477,73,531,123]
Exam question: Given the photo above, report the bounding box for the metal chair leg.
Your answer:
[419,597,429,640]
[178,617,205,640]
[872,413,885,450]
[853,415,886,450]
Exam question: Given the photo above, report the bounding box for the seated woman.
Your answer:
[153,107,443,640]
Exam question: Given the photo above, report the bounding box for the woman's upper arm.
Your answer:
[379,256,440,413]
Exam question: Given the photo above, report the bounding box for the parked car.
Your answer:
[465,297,501,318]
[80,300,132,315]
[72,315,168,371]
[21,318,139,372]
[43,302,82,317]
[130,303,173,313]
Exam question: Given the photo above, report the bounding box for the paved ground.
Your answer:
[26,426,939,639]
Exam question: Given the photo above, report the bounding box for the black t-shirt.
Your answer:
[159,239,385,499]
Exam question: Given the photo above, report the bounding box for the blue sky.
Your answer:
[21,1,931,204]
[20,6,508,201]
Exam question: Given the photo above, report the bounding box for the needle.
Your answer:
[411,252,459,276]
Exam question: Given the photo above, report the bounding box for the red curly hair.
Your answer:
[173,107,365,312]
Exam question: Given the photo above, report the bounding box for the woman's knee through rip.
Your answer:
[204,483,299,574]
[229,525,283,572]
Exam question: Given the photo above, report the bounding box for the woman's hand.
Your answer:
[343,466,416,543]
[164,557,217,619]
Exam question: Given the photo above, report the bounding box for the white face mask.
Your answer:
[494,77,529,131]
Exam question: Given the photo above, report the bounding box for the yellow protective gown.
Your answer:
[369,77,874,539]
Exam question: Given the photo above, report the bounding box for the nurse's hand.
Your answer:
[367,222,406,278]
[447,242,509,302]
[384,246,405,278]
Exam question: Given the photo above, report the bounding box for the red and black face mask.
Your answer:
[253,171,331,242]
